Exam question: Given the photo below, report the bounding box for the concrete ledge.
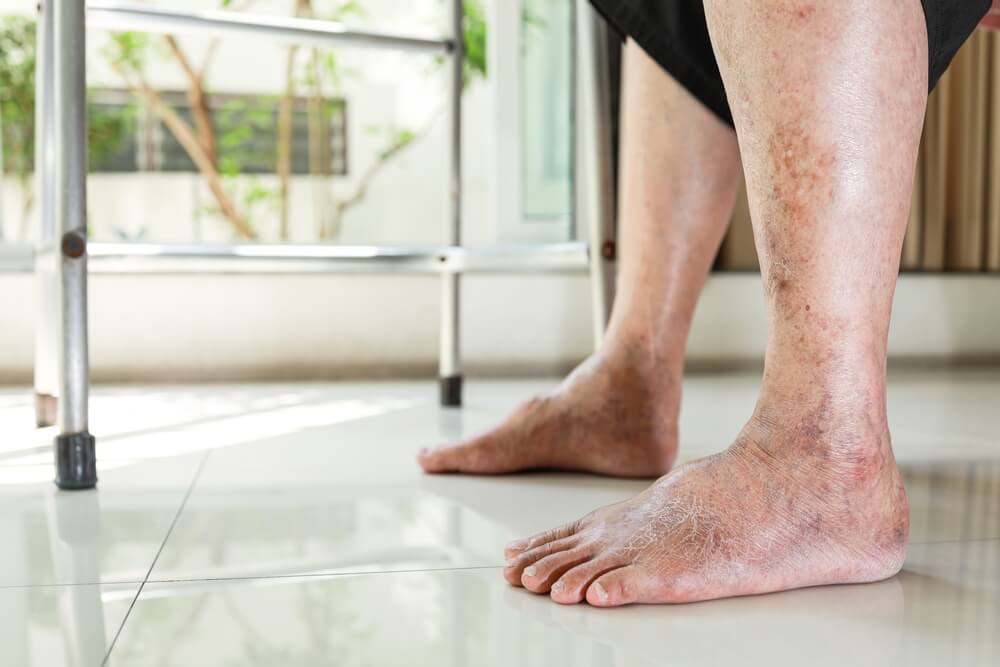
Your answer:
[0,272,996,382]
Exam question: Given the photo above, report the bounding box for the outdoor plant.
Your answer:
[102,0,488,241]
[0,16,139,240]
[0,15,34,240]
[0,0,489,242]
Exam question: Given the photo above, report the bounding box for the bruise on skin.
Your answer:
[762,1,817,22]
[761,121,837,302]
[805,512,824,535]
[755,389,888,488]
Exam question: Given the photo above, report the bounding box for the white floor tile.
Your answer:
[0,582,137,667]
[0,370,995,665]
[109,539,999,667]
[0,452,205,586]
[145,403,617,581]
[146,372,1000,585]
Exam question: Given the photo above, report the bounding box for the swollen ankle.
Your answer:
[741,387,894,478]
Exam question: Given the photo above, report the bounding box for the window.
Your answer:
[491,0,575,244]
[87,89,348,177]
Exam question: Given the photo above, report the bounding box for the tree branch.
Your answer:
[115,65,256,239]
[163,35,216,164]
[276,0,311,239]
[277,45,298,240]
[326,121,431,238]
[199,39,221,78]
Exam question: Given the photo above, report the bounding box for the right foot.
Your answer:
[502,396,909,606]
[417,347,679,477]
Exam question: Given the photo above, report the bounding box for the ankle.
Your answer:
[759,356,887,415]
[742,381,893,475]
[600,330,685,377]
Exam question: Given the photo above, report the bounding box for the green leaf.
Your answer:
[103,31,152,71]
[327,1,366,22]
[463,0,488,86]
[0,16,37,175]
[218,155,242,177]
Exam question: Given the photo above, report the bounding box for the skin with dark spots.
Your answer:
[417,345,679,477]
[499,0,922,606]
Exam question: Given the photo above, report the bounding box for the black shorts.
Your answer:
[590,0,992,126]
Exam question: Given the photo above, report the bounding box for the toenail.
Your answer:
[592,582,608,602]
[523,566,537,578]
[551,580,565,594]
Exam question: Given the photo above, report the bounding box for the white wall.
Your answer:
[0,272,997,383]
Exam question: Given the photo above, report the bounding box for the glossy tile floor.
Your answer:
[0,370,998,666]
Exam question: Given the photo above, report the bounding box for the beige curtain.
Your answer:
[718,28,1000,273]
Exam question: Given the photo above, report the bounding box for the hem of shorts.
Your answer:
[927,0,943,90]
[590,1,735,127]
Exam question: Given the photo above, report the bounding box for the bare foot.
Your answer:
[502,399,909,605]
[417,348,679,477]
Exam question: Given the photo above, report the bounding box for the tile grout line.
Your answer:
[143,564,507,586]
[0,579,146,591]
[5,533,997,594]
[101,450,211,667]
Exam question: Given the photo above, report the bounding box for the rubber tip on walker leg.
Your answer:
[439,375,463,407]
[54,432,97,490]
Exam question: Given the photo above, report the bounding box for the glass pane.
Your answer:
[520,0,574,232]
[0,0,456,244]
[1,1,579,247]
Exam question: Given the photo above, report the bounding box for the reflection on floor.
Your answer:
[0,370,997,666]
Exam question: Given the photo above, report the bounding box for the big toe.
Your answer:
[417,435,501,474]
[416,444,460,473]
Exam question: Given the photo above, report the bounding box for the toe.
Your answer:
[504,520,580,560]
[416,436,493,474]
[549,557,627,604]
[520,546,594,593]
[504,536,578,586]
[586,566,642,607]
[416,443,466,473]
[415,446,447,473]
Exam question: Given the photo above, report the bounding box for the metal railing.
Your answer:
[29,0,616,489]
[0,241,591,274]
[87,2,453,52]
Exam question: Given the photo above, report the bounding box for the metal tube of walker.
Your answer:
[52,0,96,490]
[34,0,59,428]
[439,0,464,407]
[575,0,616,350]
[86,3,452,54]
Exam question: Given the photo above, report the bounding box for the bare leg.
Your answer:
[504,0,922,605]
[418,41,741,477]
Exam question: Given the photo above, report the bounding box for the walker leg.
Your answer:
[33,0,59,429]
[51,0,96,490]
[575,1,617,349]
[439,0,464,408]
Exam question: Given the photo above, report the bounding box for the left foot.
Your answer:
[502,398,909,606]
